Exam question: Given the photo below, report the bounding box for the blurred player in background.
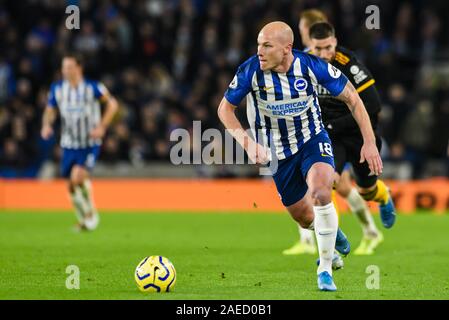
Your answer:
[308,22,396,236]
[284,9,385,257]
[299,9,328,53]
[41,54,118,231]
[218,21,383,291]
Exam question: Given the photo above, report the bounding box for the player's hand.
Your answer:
[246,139,269,165]
[360,141,383,176]
[41,125,53,140]
[90,125,106,139]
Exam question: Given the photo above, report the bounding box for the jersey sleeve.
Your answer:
[345,59,375,93]
[92,81,110,101]
[324,59,381,134]
[224,64,252,106]
[47,83,58,108]
[308,56,348,97]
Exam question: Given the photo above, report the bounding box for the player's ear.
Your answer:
[333,36,338,46]
[285,43,293,54]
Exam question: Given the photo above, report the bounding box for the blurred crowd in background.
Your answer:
[0,0,448,178]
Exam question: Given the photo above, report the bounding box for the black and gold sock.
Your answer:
[359,180,389,205]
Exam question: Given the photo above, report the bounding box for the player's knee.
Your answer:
[70,167,86,187]
[307,163,334,205]
[310,185,332,206]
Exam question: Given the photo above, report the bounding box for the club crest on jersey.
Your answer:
[294,77,308,91]
[229,75,238,89]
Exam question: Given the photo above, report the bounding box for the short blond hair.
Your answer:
[299,9,328,27]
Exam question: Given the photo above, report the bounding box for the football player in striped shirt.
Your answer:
[218,21,382,291]
[41,54,118,231]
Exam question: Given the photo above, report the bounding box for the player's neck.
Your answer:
[67,76,83,88]
[272,53,294,73]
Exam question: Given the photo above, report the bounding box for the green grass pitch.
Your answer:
[1,210,448,300]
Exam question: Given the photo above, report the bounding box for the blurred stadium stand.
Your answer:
[0,0,448,179]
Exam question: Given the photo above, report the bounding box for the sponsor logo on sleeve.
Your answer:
[328,64,341,79]
[350,65,360,74]
[349,64,368,84]
[229,75,238,89]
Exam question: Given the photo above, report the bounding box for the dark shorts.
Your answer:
[61,145,101,178]
[330,133,382,188]
[272,131,335,207]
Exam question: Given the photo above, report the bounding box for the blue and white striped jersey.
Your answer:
[47,79,108,149]
[224,49,348,160]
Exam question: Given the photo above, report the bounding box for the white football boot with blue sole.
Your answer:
[317,271,337,291]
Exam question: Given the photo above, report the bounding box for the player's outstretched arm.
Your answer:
[336,81,382,175]
[217,97,268,164]
[90,94,119,139]
[41,106,57,140]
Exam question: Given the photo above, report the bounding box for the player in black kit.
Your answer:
[284,11,388,258]
[308,22,396,234]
